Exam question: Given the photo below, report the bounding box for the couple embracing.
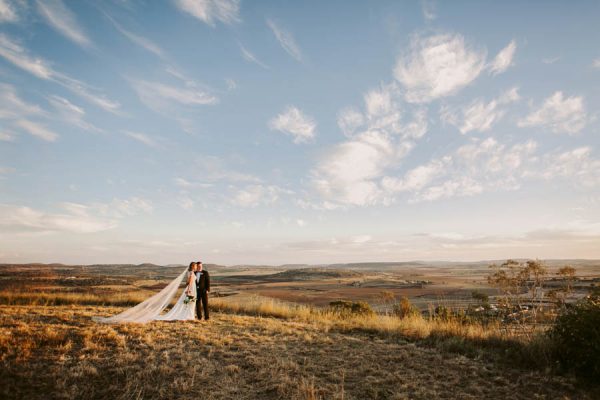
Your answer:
[95,261,211,323]
[185,261,210,321]
[153,261,210,321]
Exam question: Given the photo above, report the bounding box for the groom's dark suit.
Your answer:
[195,270,210,320]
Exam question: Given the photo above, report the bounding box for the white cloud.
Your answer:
[0,131,15,141]
[0,0,19,23]
[542,56,560,65]
[123,130,159,148]
[0,34,54,79]
[47,95,100,132]
[174,177,193,187]
[314,83,428,207]
[178,196,195,210]
[105,13,164,58]
[0,203,116,233]
[518,91,587,134]
[394,33,487,103]
[593,58,600,69]
[36,0,91,47]
[179,157,261,185]
[313,131,398,206]
[0,83,45,119]
[239,43,269,69]
[421,0,436,21]
[489,40,516,75]
[441,87,520,134]
[174,0,240,26]
[14,119,58,141]
[337,107,365,137]
[95,197,153,218]
[0,166,14,175]
[531,147,600,188]
[0,197,152,235]
[231,184,288,207]
[382,159,446,192]
[384,136,600,204]
[296,219,306,227]
[266,19,303,62]
[131,79,218,114]
[225,78,236,90]
[269,106,316,144]
[384,137,538,202]
[0,34,120,113]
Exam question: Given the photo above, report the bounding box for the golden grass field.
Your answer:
[1,262,599,399]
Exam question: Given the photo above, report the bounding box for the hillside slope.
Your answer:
[0,305,594,399]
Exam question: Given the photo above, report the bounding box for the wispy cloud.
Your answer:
[130,79,218,114]
[266,19,303,62]
[46,95,101,132]
[0,83,46,119]
[0,203,116,233]
[105,13,165,59]
[489,40,517,75]
[174,0,240,26]
[0,34,121,113]
[394,33,487,103]
[441,87,520,134]
[542,56,560,65]
[269,106,316,144]
[0,34,54,79]
[0,166,14,175]
[0,197,153,234]
[231,184,290,208]
[383,137,538,202]
[0,130,15,141]
[421,0,436,21]
[176,156,262,191]
[518,91,587,134]
[123,130,160,148]
[14,119,58,142]
[36,0,91,48]
[0,0,19,23]
[593,58,600,69]
[239,43,269,69]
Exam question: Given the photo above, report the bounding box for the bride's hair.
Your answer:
[188,262,196,271]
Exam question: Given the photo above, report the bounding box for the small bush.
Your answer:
[328,300,374,317]
[550,293,600,381]
[433,305,453,320]
[393,297,420,319]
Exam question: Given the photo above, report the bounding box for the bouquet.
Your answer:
[184,294,196,304]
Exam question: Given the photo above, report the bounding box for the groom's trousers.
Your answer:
[196,290,209,320]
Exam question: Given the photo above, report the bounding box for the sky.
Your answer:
[0,0,599,265]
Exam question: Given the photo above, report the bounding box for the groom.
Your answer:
[195,261,210,320]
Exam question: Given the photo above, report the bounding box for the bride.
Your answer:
[95,262,198,323]
[156,262,197,321]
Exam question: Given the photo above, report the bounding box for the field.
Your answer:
[1,261,600,399]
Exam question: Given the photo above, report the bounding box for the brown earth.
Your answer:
[1,305,595,400]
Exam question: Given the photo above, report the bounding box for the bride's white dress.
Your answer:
[94,268,196,323]
[155,271,196,321]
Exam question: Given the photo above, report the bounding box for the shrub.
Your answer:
[471,290,490,309]
[328,300,374,317]
[433,305,453,321]
[550,292,600,381]
[393,297,420,319]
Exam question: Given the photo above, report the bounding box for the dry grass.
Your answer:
[0,291,151,307]
[1,304,595,400]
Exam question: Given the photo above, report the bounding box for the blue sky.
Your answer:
[1,0,599,265]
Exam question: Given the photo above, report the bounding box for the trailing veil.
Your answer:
[94,267,188,323]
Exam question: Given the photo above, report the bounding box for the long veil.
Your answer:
[94,267,188,323]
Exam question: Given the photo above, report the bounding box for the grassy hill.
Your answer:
[1,304,596,400]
